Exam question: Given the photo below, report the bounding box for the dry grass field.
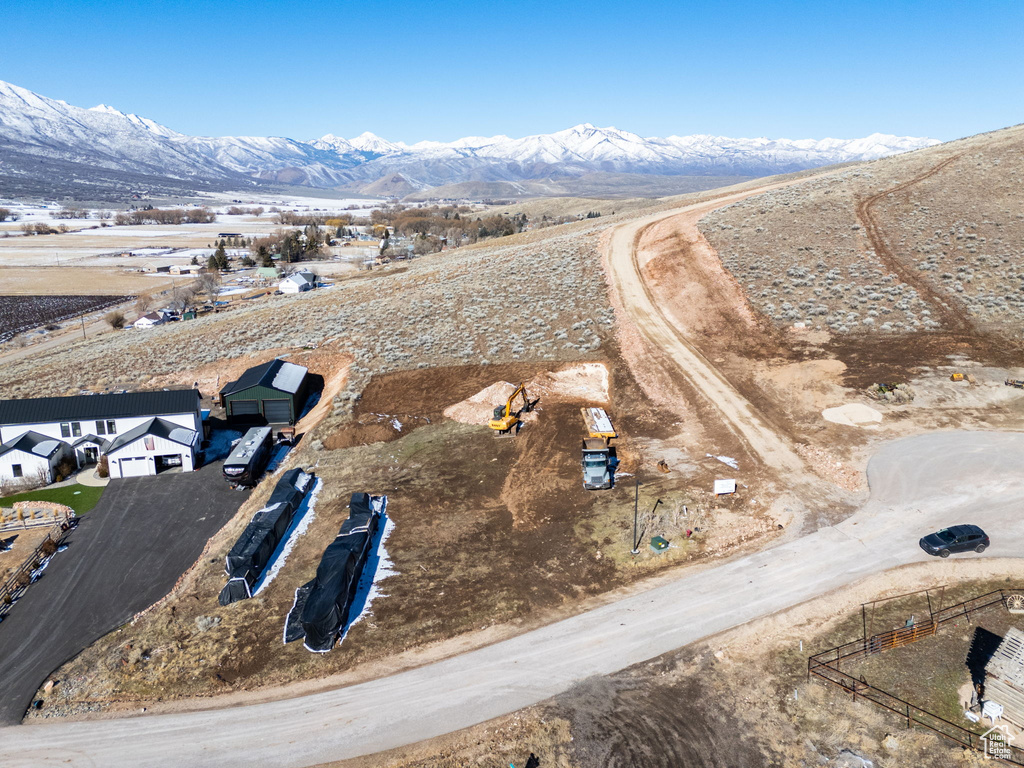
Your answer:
[701,125,1024,336]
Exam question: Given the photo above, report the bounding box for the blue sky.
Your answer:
[1,0,1021,142]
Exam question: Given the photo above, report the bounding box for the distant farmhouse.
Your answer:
[0,390,203,484]
[133,311,165,329]
[279,269,318,294]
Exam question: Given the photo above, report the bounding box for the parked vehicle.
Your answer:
[919,524,989,557]
[580,407,616,490]
[222,426,273,487]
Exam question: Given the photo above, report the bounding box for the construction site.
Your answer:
[1,124,1024,768]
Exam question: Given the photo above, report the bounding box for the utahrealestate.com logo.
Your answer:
[982,724,1016,760]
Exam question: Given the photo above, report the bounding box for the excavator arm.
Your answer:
[488,383,531,433]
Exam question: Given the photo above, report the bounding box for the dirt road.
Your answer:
[603,191,805,472]
[855,153,970,333]
[3,430,1024,766]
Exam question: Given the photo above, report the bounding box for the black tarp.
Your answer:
[218,468,314,605]
[284,492,383,652]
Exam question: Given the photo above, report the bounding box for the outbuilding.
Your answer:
[219,360,308,425]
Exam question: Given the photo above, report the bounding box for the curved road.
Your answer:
[4,192,1022,766]
[604,191,805,472]
[4,431,1024,767]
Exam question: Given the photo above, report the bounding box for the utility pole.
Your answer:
[631,479,641,554]
[80,315,86,340]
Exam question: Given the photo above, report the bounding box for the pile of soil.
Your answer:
[444,363,610,426]
[822,403,883,427]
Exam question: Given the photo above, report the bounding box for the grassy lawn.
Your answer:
[0,484,106,515]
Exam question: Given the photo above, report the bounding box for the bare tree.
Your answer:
[196,272,221,305]
[135,293,153,313]
[105,310,126,329]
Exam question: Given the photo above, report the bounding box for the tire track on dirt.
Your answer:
[855,154,970,333]
[604,190,806,474]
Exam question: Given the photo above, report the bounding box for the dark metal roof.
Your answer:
[220,359,306,397]
[0,390,200,427]
[106,417,198,453]
[0,431,66,460]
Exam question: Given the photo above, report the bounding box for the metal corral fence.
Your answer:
[807,588,1024,766]
[0,518,77,618]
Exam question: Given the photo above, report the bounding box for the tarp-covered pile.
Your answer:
[218,468,314,605]
[285,492,385,652]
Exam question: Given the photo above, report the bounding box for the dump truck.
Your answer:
[581,407,616,490]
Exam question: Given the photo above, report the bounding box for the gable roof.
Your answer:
[106,417,199,454]
[0,389,201,428]
[0,431,68,460]
[72,434,111,450]
[281,270,316,286]
[220,359,308,397]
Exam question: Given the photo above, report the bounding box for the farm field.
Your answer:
[0,294,130,342]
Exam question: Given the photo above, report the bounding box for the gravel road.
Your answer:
[2,430,1023,767]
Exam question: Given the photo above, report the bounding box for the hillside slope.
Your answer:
[700,125,1024,336]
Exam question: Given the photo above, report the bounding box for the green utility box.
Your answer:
[650,536,669,552]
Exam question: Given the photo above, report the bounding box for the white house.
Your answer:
[0,389,203,485]
[0,432,71,486]
[279,270,317,294]
[133,311,166,329]
[105,417,200,479]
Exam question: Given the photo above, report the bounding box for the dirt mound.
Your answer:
[822,403,883,427]
[444,381,520,425]
[444,363,610,426]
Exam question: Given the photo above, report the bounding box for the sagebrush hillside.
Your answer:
[700,125,1024,335]
[0,220,615,419]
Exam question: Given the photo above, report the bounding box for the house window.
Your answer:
[60,423,71,438]
[12,464,23,478]
[72,422,82,437]
[107,420,117,435]
[96,420,106,435]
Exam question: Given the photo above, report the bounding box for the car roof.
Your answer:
[947,524,986,536]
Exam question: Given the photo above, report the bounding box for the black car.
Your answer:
[919,524,989,558]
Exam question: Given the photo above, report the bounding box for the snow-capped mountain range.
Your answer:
[0,79,940,197]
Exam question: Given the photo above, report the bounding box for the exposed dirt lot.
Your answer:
[29,352,792,719]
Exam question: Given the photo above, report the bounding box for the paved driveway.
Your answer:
[3,431,1024,767]
[0,463,242,725]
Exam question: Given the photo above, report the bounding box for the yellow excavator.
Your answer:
[488,382,534,435]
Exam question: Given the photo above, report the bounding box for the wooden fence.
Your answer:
[807,588,1024,765]
[0,518,76,618]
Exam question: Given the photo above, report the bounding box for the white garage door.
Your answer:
[119,457,151,478]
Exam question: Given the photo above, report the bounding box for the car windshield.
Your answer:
[935,529,957,543]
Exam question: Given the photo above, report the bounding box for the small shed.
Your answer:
[984,627,1024,728]
[219,360,309,425]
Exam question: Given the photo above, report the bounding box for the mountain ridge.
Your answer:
[0,79,941,198]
